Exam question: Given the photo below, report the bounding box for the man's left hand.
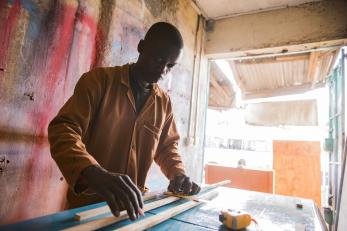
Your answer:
[168,175,201,195]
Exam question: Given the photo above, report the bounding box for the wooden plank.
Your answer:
[67,180,230,231]
[116,190,219,231]
[76,180,230,221]
[64,196,181,231]
[229,61,246,92]
[275,54,309,62]
[210,72,233,103]
[75,191,159,221]
[232,54,309,64]
[273,140,321,206]
[205,164,273,193]
[307,51,319,82]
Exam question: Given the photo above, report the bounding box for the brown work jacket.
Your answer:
[48,64,185,208]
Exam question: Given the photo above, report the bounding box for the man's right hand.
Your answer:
[80,165,144,220]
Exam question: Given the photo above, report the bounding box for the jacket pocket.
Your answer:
[143,121,161,137]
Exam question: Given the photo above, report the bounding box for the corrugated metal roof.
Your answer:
[229,49,338,99]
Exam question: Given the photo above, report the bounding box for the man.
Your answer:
[48,22,200,221]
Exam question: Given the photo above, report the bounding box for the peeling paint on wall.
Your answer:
[0,0,201,225]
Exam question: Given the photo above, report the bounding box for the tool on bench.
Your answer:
[219,209,256,230]
[165,184,258,230]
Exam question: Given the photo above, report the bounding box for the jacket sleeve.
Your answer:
[48,71,103,192]
[154,99,186,180]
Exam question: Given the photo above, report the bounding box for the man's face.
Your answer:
[137,39,183,84]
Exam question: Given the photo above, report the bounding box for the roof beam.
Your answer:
[205,1,347,59]
[209,73,233,107]
[307,51,319,82]
[228,61,246,92]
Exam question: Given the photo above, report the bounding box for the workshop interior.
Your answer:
[1,0,347,230]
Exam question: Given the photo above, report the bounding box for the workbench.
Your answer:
[0,187,326,231]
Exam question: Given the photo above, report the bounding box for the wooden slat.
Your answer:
[75,180,230,222]
[115,190,219,231]
[64,196,181,231]
[66,180,230,231]
[209,72,233,107]
[307,51,319,82]
[233,54,309,64]
[75,191,159,221]
[229,61,246,92]
[275,54,309,62]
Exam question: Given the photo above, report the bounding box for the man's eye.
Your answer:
[167,63,175,68]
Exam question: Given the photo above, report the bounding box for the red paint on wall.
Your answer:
[30,3,78,136]
[79,12,97,48]
[17,5,100,223]
[13,3,79,222]
[30,3,77,169]
[62,8,98,103]
[0,0,21,73]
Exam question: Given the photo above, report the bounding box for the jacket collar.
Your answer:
[120,63,160,96]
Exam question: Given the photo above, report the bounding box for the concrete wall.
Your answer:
[0,0,207,224]
[205,1,347,59]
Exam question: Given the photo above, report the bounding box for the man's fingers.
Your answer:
[116,189,136,220]
[182,177,192,195]
[190,182,201,195]
[116,177,140,217]
[168,181,175,192]
[102,190,120,217]
[112,178,137,220]
[173,175,185,193]
[122,175,144,209]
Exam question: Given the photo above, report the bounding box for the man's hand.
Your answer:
[81,165,144,220]
[168,175,201,195]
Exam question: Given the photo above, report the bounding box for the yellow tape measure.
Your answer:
[219,209,253,230]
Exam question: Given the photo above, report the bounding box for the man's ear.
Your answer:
[137,40,144,53]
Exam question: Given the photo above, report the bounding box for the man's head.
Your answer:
[135,22,183,84]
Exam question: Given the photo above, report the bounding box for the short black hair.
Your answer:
[144,22,183,48]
